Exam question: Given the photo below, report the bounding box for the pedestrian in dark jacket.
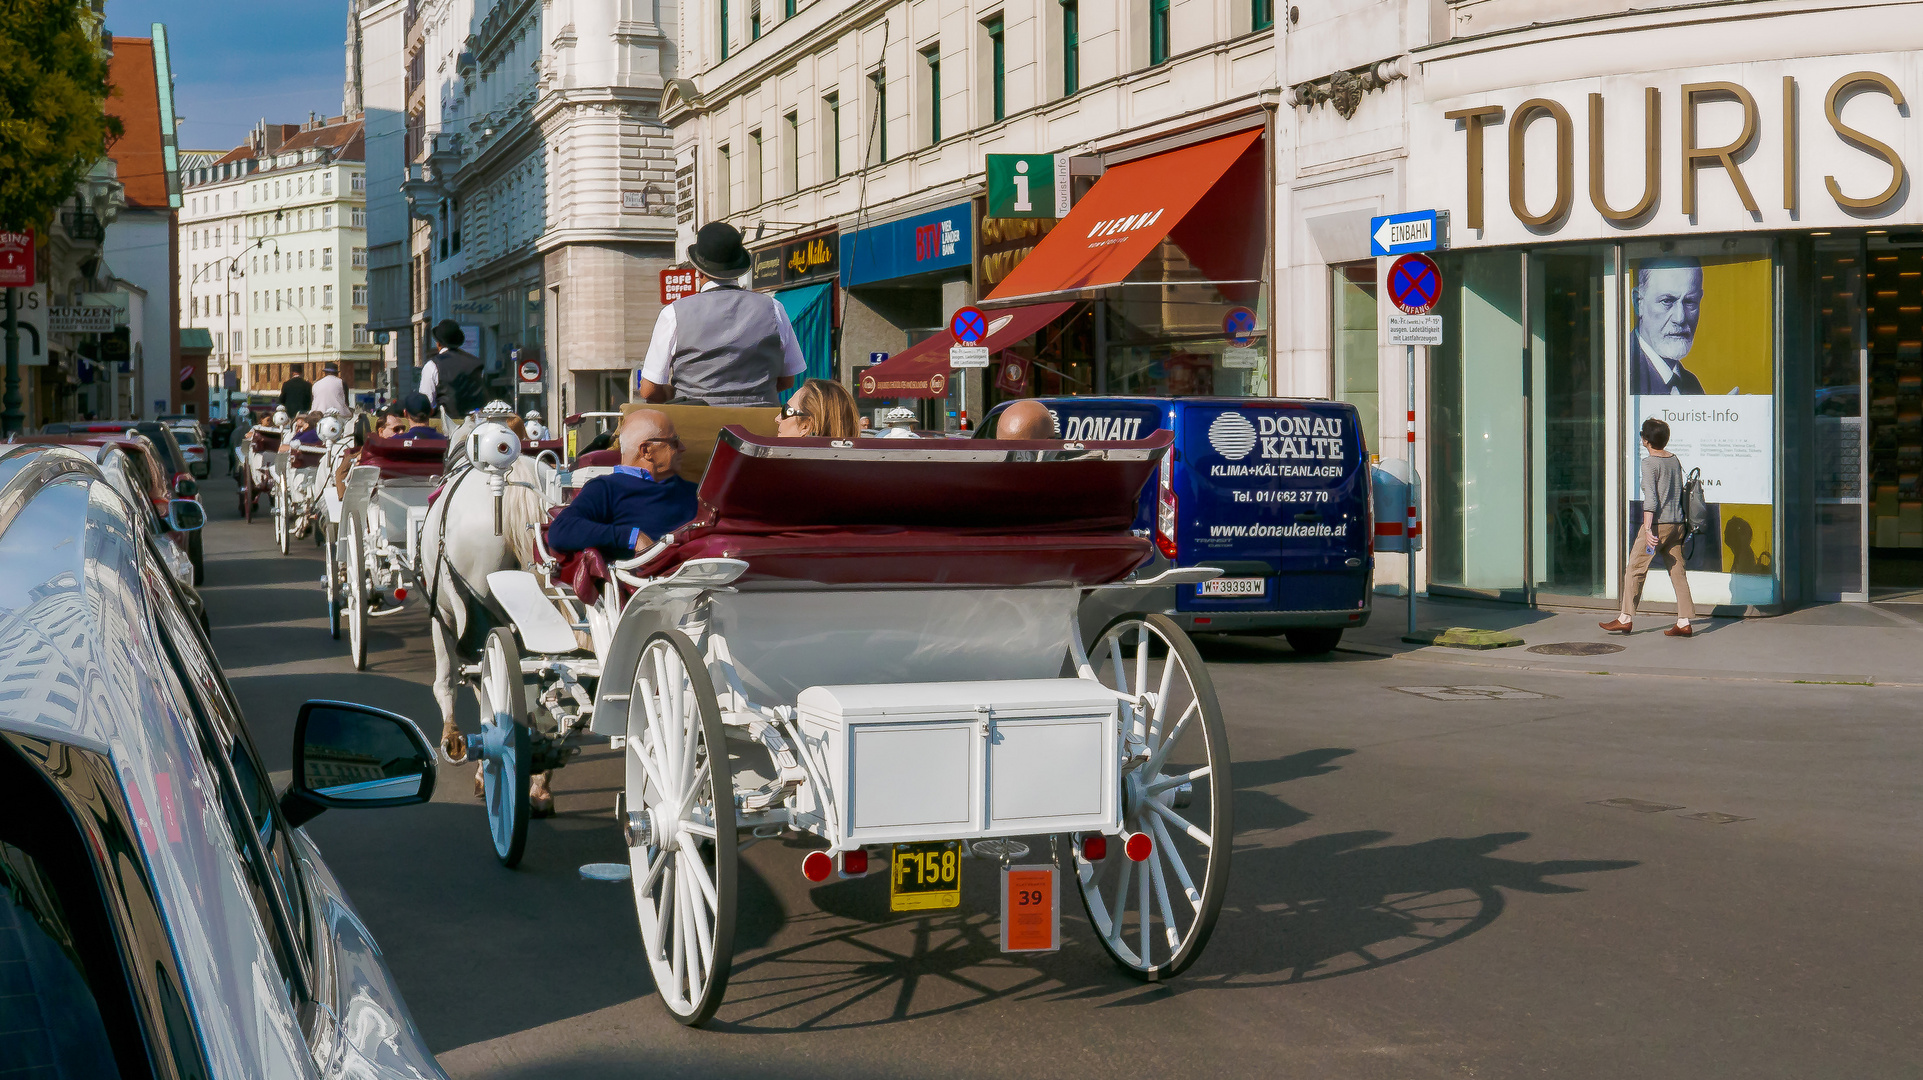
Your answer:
[548,409,698,560]
[280,372,313,413]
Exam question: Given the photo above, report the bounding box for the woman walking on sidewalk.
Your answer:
[1602,418,1695,638]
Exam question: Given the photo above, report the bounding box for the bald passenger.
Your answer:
[997,399,1059,440]
[547,409,698,559]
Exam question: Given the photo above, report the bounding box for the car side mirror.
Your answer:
[173,475,198,497]
[280,700,437,828]
[168,499,206,532]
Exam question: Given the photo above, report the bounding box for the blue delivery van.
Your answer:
[981,397,1373,654]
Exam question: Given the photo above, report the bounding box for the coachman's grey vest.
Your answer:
[669,285,787,405]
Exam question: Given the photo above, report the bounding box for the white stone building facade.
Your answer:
[666,0,1278,423]
[1277,0,1923,612]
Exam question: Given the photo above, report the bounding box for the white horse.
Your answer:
[417,427,561,811]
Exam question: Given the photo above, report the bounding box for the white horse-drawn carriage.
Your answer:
[457,421,1231,1026]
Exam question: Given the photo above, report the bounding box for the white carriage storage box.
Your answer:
[793,679,1120,847]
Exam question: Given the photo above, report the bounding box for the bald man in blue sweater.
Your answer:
[548,409,699,560]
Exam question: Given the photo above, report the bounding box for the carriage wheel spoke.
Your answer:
[1148,813,1204,913]
[1148,843,1182,951]
[680,833,719,911]
[1137,851,1152,963]
[1107,857,1134,948]
[627,734,668,804]
[1146,765,1210,797]
[1145,701,1199,777]
[1146,798,1213,848]
[637,845,670,898]
[1149,651,1176,748]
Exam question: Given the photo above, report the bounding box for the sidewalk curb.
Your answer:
[1334,642,1916,687]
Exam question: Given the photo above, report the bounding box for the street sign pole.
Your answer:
[3,288,20,436]
[1406,341,1417,637]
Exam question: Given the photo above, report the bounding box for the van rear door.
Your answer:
[1175,400,1370,616]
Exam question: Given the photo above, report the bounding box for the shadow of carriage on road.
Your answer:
[700,749,1639,1031]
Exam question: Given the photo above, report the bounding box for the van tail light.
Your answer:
[802,850,833,882]
[1155,453,1178,560]
[840,849,869,877]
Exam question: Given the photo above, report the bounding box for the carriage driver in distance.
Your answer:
[548,409,700,561]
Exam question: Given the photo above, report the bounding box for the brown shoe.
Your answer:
[1598,618,1633,634]
[1664,623,1692,638]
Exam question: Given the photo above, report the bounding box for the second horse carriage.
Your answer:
[455,416,1232,1026]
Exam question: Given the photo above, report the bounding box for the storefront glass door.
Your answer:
[1529,247,1616,599]
[1812,238,1867,601]
[1430,250,1527,598]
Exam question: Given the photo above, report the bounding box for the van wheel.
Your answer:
[1284,628,1342,656]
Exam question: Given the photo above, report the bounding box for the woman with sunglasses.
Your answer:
[776,378,862,439]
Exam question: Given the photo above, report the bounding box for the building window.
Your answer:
[352,283,368,306]
[783,111,799,194]
[253,328,259,348]
[746,129,763,206]
[867,68,887,165]
[919,46,941,144]
[1252,0,1272,31]
[750,0,761,40]
[720,0,730,59]
[351,208,366,228]
[985,16,1006,121]
[717,145,732,216]
[823,93,841,178]
[323,247,334,269]
[324,323,335,347]
[323,284,334,308]
[1150,0,1170,65]
[323,207,333,227]
[1330,263,1379,454]
[351,172,365,192]
[353,323,371,345]
[784,0,795,16]
[1062,0,1079,96]
[232,330,242,354]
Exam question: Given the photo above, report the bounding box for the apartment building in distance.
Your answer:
[666,0,1278,427]
[179,116,377,402]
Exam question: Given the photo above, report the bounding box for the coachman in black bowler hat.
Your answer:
[635,222,809,406]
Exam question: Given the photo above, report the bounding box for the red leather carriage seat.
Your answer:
[631,427,1167,588]
[573,448,623,468]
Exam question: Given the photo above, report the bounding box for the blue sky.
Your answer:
[108,0,350,153]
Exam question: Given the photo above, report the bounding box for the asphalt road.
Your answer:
[196,470,1923,1079]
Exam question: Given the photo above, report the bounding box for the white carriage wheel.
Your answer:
[345,513,368,670]
[623,629,737,1027]
[325,520,342,640]
[475,626,531,867]
[274,490,291,555]
[1073,613,1233,981]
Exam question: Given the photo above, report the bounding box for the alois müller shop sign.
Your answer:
[751,230,839,290]
[1417,57,1923,244]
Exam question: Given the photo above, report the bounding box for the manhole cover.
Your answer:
[1391,685,1550,701]
[1527,642,1625,656]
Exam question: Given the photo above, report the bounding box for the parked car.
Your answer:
[982,396,1374,655]
[41,420,205,584]
[5,434,211,628]
[170,422,212,479]
[0,442,450,1080]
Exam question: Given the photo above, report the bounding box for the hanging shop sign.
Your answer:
[0,231,34,287]
[978,212,1059,289]
[986,154,1072,218]
[660,267,698,304]
[841,202,972,286]
[50,305,115,333]
[751,230,841,290]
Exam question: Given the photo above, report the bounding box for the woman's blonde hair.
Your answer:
[793,378,860,439]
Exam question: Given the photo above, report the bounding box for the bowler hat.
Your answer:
[322,361,338,374]
[688,221,752,279]
[432,320,465,348]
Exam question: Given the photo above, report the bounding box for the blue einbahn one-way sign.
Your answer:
[1370,210,1447,257]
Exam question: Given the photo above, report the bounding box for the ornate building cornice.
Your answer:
[1287,57,1408,120]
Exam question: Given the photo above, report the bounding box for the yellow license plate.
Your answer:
[890,840,962,911]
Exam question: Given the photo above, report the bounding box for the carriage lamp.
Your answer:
[801,850,834,882]
[1081,835,1108,861]
[1124,832,1154,862]
[840,849,869,877]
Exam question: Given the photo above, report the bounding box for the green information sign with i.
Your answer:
[985,154,1070,219]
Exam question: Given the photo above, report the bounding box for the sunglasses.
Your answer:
[779,405,810,421]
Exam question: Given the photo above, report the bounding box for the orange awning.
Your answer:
[858,302,1075,398]
[983,129,1263,306]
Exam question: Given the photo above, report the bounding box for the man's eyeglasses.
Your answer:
[638,437,682,452]
[779,405,810,421]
